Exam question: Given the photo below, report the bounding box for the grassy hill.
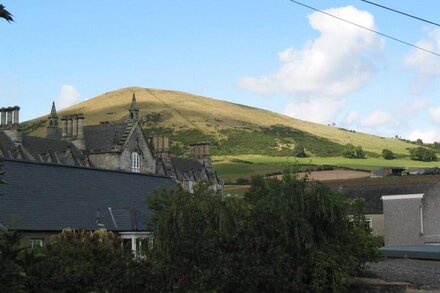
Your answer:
[24,86,417,158]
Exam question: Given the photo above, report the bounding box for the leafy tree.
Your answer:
[0,230,27,292]
[25,228,150,292]
[343,144,365,159]
[416,138,424,145]
[147,183,248,291]
[147,174,382,292]
[293,144,307,158]
[382,149,395,160]
[409,147,438,162]
[0,4,13,22]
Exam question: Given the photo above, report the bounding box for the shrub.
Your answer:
[25,229,150,292]
[382,149,395,160]
[409,147,438,162]
[293,144,307,157]
[147,174,382,292]
[0,230,27,292]
[343,144,365,159]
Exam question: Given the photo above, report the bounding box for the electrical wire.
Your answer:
[360,0,440,27]
[287,0,440,57]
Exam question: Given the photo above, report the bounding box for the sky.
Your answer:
[1,1,440,142]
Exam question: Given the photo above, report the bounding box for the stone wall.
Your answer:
[120,126,156,174]
[89,153,121,170]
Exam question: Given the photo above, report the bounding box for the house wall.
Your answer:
[366,214,384,237]
[120,126,156,173]
[383,196,424,246]
[421,183,440,244]
[20,231,55,248]
[88,153,121,170]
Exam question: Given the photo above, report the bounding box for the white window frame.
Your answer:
[119,232,152,258]
[131,152,141,173]
[30,238,43,249]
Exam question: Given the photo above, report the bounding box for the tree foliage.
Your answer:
[0,230,27,292]
[293,144,307,158]
[147,174,382,292]
[24,228,149,292]
[0,4,13,22]
[382,148,395,160]
[409,147,438,162]
[343,144,365,159]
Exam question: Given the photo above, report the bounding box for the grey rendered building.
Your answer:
[327,177,438,239]
[382,183,440,246]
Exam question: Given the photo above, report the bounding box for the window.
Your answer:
[30,239,43,249]
[131,152,140,173]
[365,217,373,229]
[119,232,152,259]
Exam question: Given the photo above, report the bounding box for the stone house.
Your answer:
[0,159,176,252]
[0,95,223,192]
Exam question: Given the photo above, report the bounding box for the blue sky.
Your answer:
[1,1,440,142]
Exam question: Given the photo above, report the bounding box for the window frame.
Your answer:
[131,151,141,173]
[30,238,43,249]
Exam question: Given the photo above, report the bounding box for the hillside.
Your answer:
[24,86,417,157]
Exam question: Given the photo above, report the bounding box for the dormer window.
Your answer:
[131,152,140,173]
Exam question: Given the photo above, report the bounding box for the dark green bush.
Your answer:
[382,149,396,160]
[25,229,151,293]
[147,174,382,292]
[0,230,27,292]
[343,144,365,159]
[409,147,438,162]
[293,144,307,157]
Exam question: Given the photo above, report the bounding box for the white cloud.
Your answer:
[239,77,274,96]
[408,129,439,143]
[56,85,81,109]
[360,110,394,127]
[429,107,440,124]
[405,28,440,93]
[345,110,360,125]
[284,98,345,124]
[240,6,384,97]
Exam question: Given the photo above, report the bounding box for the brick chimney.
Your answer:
[0,106,22,145]
[189,142,211,167]
[61,113,85,150]
[152,135,170,159]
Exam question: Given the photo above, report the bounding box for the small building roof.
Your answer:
[325,176,440,214]
[0,159,176,232]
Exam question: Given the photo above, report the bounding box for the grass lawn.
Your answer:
[213,155,440,181]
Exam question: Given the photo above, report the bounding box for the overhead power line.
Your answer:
[287,0,440,57]
[360,0,440,27]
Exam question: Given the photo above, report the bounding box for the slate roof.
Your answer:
[83,123,127,152]
[159,157,220,185]
[22,136,85,166]
[328,181,438,214]
[0,159,176,232]
[0,132,22,159]
[0,133,85,165]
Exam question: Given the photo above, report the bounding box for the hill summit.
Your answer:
[25,86,414,157]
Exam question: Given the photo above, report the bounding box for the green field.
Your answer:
[213,155,440,182]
